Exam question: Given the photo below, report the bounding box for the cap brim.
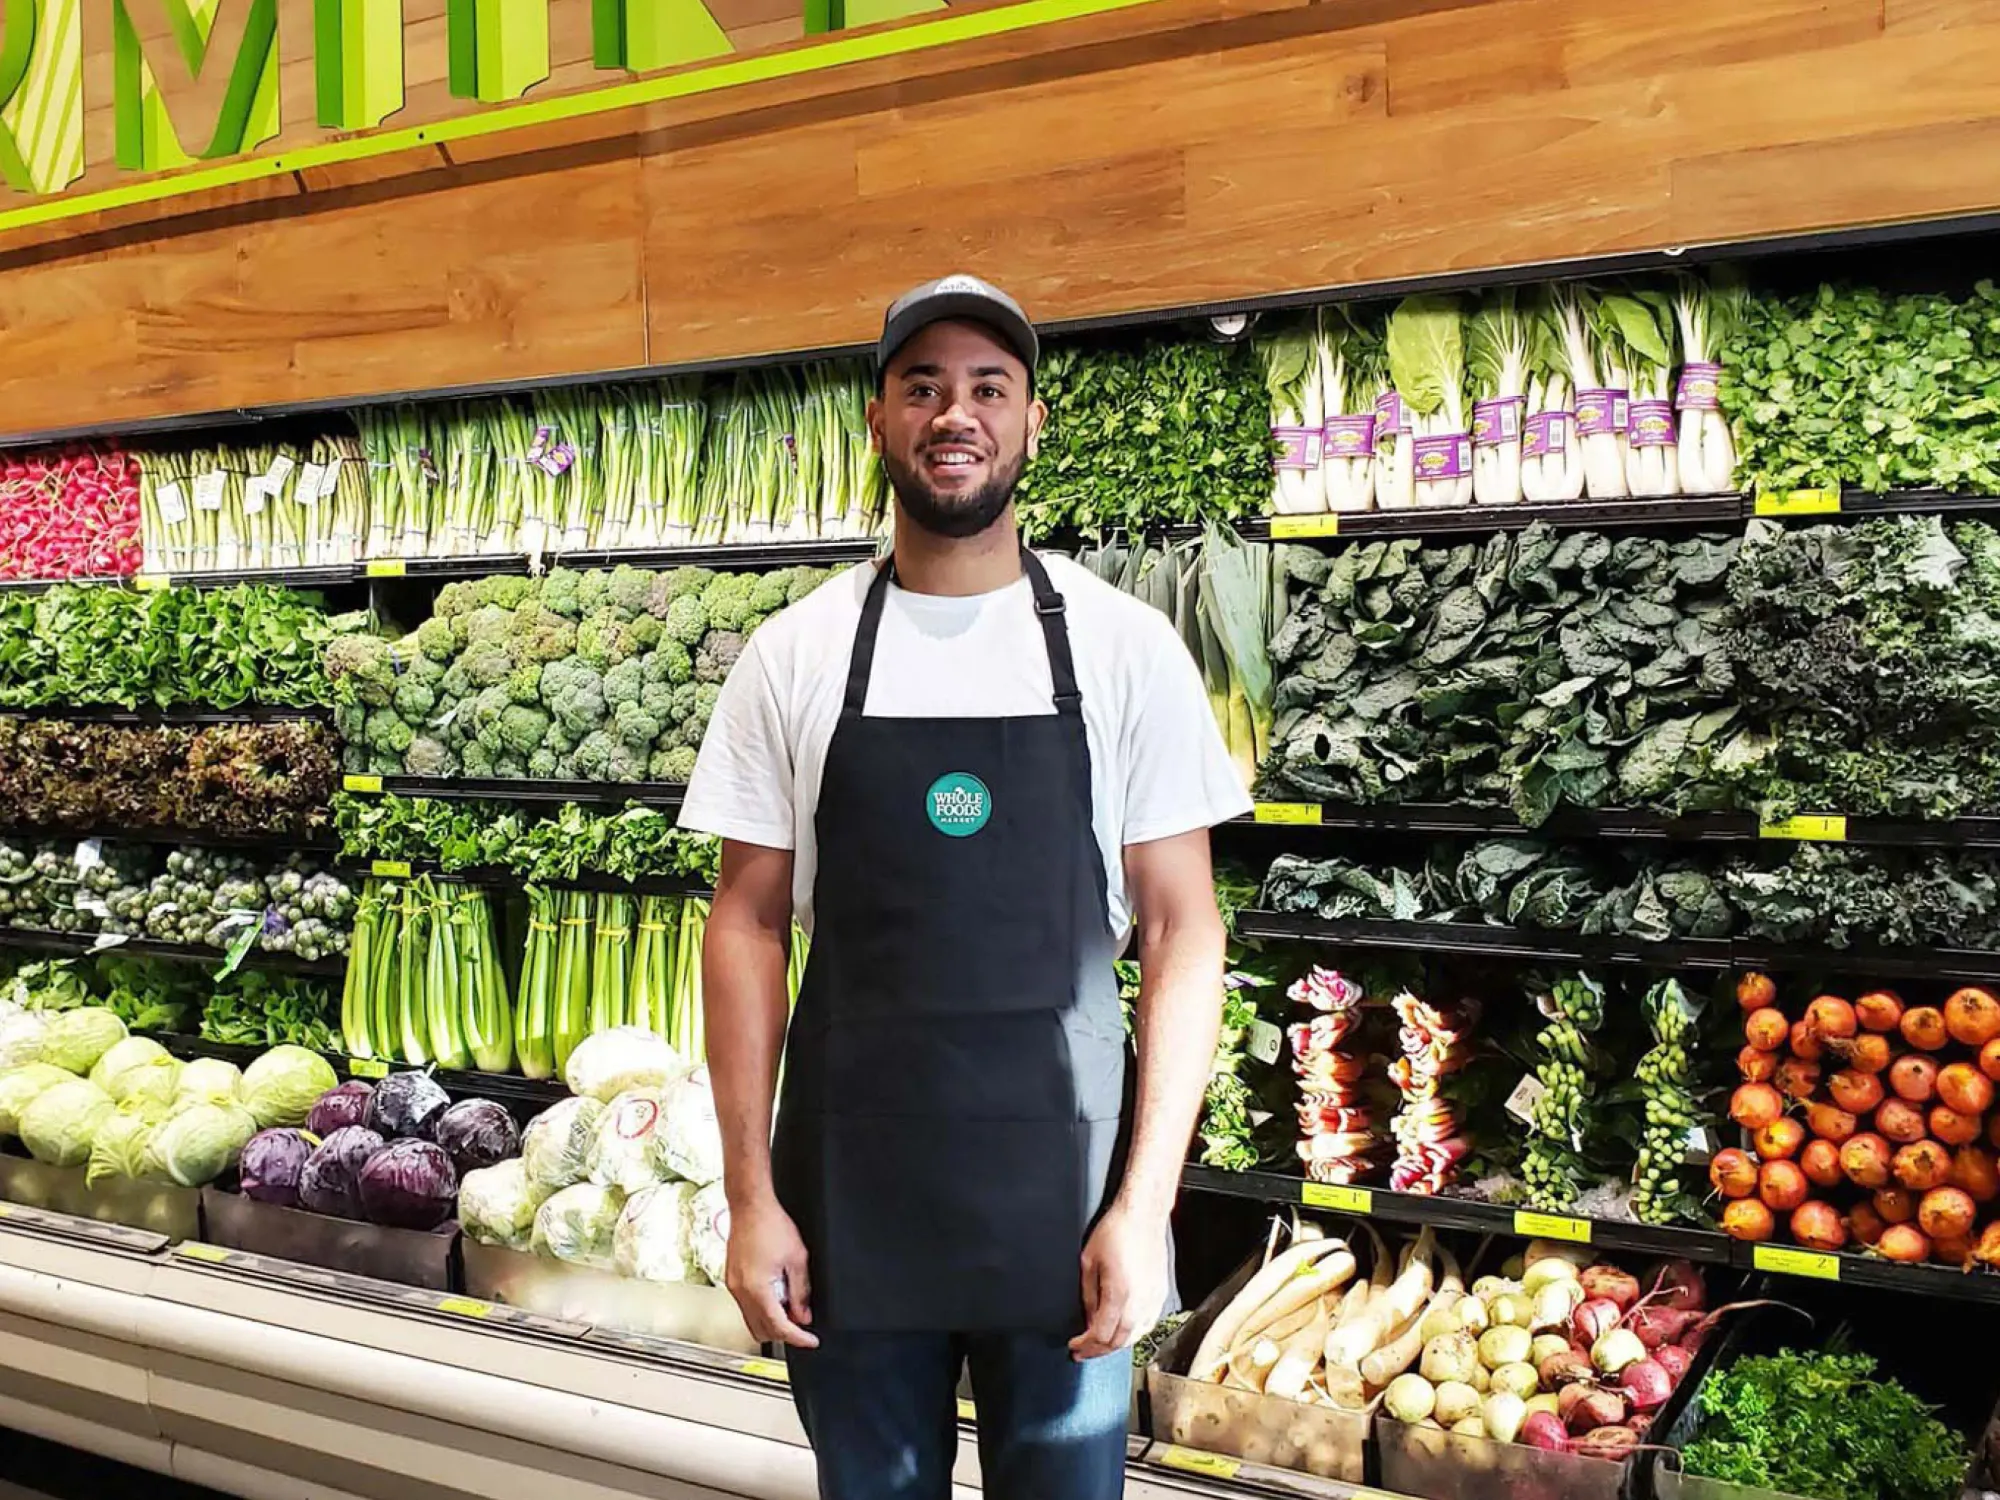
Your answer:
[878,293,1039,375]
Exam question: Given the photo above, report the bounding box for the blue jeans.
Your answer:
[786,1331,1130,1500]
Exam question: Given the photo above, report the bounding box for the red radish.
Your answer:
[1791,1200,1847,1249]
[1620,1359,1674,1412]
[1579,1264,1640,1310]
[1522,1410,1571,1452]
[1653,1345,1692,1382]
[1572,1298,1622,1347]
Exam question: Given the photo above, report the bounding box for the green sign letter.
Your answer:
[0,0,84,194]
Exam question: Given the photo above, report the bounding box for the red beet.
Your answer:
[1653,1345,1692,1383]
[1625,1303,1698,1350]
[1576,1426,1642,1459]
[1521,1411,1571,1453]
[1620,1358,1673,1413]
[1572,1297,1623,1346]
[1568,1389,1629,1435]
[1645,1258,1707,1313]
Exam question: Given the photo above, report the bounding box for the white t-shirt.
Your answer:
[678,553,1253,939]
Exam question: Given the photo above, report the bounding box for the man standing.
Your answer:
[680,275,1252,1500]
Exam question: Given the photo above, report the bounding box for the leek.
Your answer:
[1198,523,1276,786]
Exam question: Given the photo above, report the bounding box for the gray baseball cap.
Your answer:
[877,274,1039,377]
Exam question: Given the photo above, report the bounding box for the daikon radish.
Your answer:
[1264,1303,1341,1400]
[1189,1239,1353,1380]
[1359,1304,1431,1388]
[1326,1227,1437,1368]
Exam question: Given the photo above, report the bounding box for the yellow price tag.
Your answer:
[365,559,408,578]
[1157,1447,1241,1479]
[1268,514,1342,540]
[1253,802,1322,826]
[1754,488,1842,516]
[957,1399,978,1421]
[178,1242,231,1263]
[437,1296,492,1318]
[343,774,384,794]
[0,1201,14,1216]
[1514,1211,1591,1244]
[1759,814,1847,842]
[132,573,171,591]
[1301,1182,1374,1214]
[370,860,413,878]
[740,1358,789,1383]
[348,1056,390,1079]
[1753,1245,1840,1281]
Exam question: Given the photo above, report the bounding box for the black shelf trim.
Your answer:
[345,774,687,809]
[0,704,330,726]
[0,827,335,853]
[0,926,347,977]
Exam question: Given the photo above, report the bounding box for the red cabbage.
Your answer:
[434,1099,520,1176]
[307,1080,375,1137]
[364,1072,450,1141]
[239,1128,318,1208]
[358,1139,458,1230]
[299,1126,385,1220]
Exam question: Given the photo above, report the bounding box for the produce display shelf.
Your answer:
[1229,492,1748,542]
[338,857,713,899]
[0,703,331,726]
[0,926,347,977]
[153,1032,574,1109]
[1181,1163,1737,1265]
[340,773,687,808]
[0,826,336,853]
[1234,909,2000,983]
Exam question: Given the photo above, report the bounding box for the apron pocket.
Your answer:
[821,1114,1086,1333]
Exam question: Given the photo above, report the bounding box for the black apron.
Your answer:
[772,550,1130,1333]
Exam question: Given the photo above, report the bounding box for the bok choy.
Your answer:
[1260,318,1327,515]
[1386,296,1472,509]
[1467,290,1529,507]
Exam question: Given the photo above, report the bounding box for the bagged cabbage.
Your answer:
[458,1159,545,1248]
[589,1089,672,1195]
[358,1139,457,1230]
[299,1125,385,1219]
[307,1080,374,1136]
[532,1181,625,1269]
[86,1099,168,1188]
[0,1010,47,1071]
[88,1036,172,1093]
[37,1008,127,1076]
[434,1099,519,1176]
[563,1028,687,1104]
[176,1057,243,1104]
[240,1128,320,1207]
[689,1179,730,1286]
[613,1180,702,1284]
[241,1047,339,1129]
[20,1077,114,1166]
[142,1101,258,1186]
[365,1071,450,1140]
[658,1070,723,1186]
[0,1063,77,1135]
[522,1096,605,1193]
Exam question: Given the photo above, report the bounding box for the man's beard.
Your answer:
[883,445,1027,540]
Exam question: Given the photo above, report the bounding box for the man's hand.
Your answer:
[725,1195,820,1349]
[1069,1200,1168,1361]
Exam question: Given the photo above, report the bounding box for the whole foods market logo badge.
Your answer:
[926,773,992,838]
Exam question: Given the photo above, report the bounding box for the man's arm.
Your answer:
[704,837,818,1348]
[1070,826,1226,1360]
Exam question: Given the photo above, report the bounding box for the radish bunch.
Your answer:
[1387,988,1476,1193]
[0,446,141,581]
[1288,967,1380,1184]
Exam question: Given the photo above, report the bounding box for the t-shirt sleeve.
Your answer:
[678,636,797,850]
[1120,614,1256,845]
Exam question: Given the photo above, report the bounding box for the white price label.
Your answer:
[1505,1073,1547,1125]
[298,463,326,503]
[90,932,130,952]
[73,839,102,871]
[242,479,268,515]
[156,483,188,525]
[264,453,296,490]
[1683,1126,1717,1166]
[318,458,342,499]
[193,469,226,510]
[75,894,108,918]
[1247,1019,1285,1066]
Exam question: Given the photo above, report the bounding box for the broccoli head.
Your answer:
[788,567,827,604]
[393,675,438,724]
[471,685,512,753]
[643,640,693,686]
[506,661,543,705]
[539,568,584,620]
[741,611,768,636]
[492,753,527,778]
[510,604,577,664]
[750,571,791,615]
[603,658,644,708]
[702,573,756,632]
[575,608,622,669]
[439,661,473,704]
[367,749,404,775]
[415,616,458,663]
[474,575,534,610]
[650,745,699,783]
[405,653,446,687]
[613,700,662,749]
[433,580,478,619]
[578,569,613,617]
[618,614,664,655]
[324,634,398,706]
[640,681,675,724]
[333,701,368,743]
[500,703,552,756]
[644,566,714,619]
[664,593,708,647]
[528,748,559,779]
[543,659,607,738]
[460,740,495,776]
[694,630,746,684]
[464,603,516,649]
[544,722,580,758]
[363,707,415,757]
[460,639,513,689]
[572,730,619,781]
[404,736,457,776]
[606,565,654,619]
[669,682,700,724]
[606,742,647,782]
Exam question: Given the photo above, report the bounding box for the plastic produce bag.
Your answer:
[459,1159,546,1248]
[0,1011,47,1071]
[614,1180,702,1284]
[563,1027,688,1104]
[688,1179,730,1286]
[521,1096,605,1193]
[20,1078,115,1166]
[658,1069,723,1186]
[0,1063,76,1135]
[532,1181,625,1269]
[589,1089,672,1196]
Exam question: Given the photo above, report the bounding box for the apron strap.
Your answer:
[841,549,1083,719]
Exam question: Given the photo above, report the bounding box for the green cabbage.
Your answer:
[0,1063,80,1136]
[19,1078,114,1166]
[142,1101,258,1187]
[458,1159,546,1249]
[37,1008,128,1076]
[522,1096,605,1194]
[176,1058,244,1105]
[90,1037,174,1095]
[86,1099,169,1188]
[111,1063,182,1110]
[240,1046,339,1129]
[532,1181,624,1269]
[613,1180,701,1283]
[0,1011,48,1071]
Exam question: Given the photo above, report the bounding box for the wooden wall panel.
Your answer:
[6,0,2000,433]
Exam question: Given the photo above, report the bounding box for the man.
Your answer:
[680,274,1251,1500]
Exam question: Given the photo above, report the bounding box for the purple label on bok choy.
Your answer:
[1471,397,1524,446]
[1575,388,1629,438]
[1271,426,1324,471]
[1411,433,1471,480]
[1628,399,1676,448]
[1322,414,1376,458]
[1675,362,1723,411]
[1522,411,1571,459]
[1374,390,1409,436]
